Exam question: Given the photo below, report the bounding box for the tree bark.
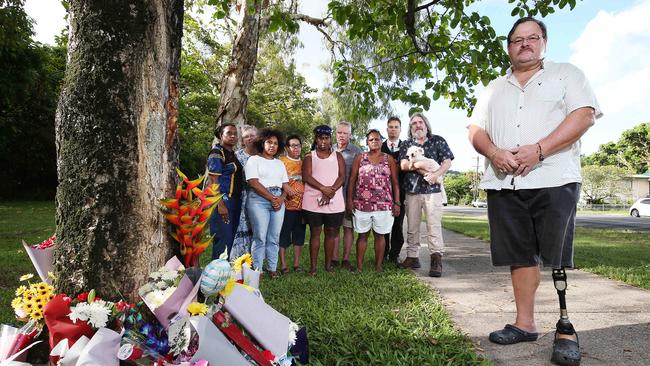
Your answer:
[54,0,183,300]
[215,0,262,128]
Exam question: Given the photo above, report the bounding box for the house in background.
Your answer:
[627,171,650,201]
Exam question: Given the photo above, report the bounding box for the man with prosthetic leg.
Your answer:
[468,17,601,366]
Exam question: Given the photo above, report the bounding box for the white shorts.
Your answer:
[352,210,394,234]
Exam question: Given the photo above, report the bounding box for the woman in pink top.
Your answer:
[347,129,400,272]
[302,125,345,276]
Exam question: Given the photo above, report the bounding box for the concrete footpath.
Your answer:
[412,228,650,366]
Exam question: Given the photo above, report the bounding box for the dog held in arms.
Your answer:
[406,146,444,184]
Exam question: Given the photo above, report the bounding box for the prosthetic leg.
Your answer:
[551,268,581,366]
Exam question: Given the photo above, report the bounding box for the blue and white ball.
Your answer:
[200,259,232,296]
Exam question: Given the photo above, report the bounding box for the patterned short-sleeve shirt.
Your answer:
[398,135,454,194]
[207,144,243,198]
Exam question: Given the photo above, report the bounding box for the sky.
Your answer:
[26,0,650,172]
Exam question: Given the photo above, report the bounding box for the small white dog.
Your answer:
[406,146,444,184]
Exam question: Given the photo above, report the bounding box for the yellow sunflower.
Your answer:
[22,301,34,314]
[232,253,253,272]
[19,273,34,282]
[11,297,22,309]
[30,310,43,320]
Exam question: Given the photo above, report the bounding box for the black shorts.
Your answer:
[302,210,344,229]
[279,210,307,248]
[487,183,580,268]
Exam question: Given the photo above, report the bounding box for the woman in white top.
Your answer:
[245,128,292,278]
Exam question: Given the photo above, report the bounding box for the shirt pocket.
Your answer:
[535,80,564,102]
[533,80,566,125]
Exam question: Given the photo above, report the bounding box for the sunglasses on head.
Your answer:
[314,126,332,136]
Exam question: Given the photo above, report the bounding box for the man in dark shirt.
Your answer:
[398,113,453,277]
[380,116,405,265]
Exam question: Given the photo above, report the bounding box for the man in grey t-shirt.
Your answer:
[332,121,361,269]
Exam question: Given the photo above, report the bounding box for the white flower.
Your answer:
[288,321,299,347]
[155,281,168,290]
[161,270,178,282]
[149,271,162,280]
[68,302,112,328]
[143,287,176,310]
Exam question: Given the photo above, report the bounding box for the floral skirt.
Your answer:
[230,190,252,260]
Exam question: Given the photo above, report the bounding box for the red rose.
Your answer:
[76,292,89,302]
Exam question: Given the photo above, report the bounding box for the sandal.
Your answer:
[489,324,539,345]
[551,331,581,366]
[269,271,279,279]
[293,266,303,273]
[281,267,290,275]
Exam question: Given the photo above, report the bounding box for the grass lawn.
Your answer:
[442,214,650,290]
[0,201,489,365]
[0,201,56,325]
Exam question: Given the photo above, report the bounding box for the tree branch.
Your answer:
[291,13,329,27]
[415,0,443,12]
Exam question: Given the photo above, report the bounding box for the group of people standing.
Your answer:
[206,114,454,279]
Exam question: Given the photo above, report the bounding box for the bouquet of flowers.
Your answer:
[118,304,172,365]
[139,257,201,328]
[22,234,56,284]
[11,273,55,322]
[44,290,131,365]
[68,290,123,329]
[160,169,223,267]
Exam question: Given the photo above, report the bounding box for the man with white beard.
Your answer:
[398,113,453,277]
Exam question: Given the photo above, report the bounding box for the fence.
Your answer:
[578,203,628,211]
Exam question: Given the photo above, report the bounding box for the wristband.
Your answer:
[393,201,401,207]
[536,142,545,161]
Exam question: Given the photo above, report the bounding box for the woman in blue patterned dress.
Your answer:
[230,125,258,260]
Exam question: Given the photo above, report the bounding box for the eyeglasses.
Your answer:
[510,34,542,46]
[288,144,302,148]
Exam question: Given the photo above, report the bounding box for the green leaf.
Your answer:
[88,289,96,303]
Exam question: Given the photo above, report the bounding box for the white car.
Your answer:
[471,200,488,208]
[629,198,650,217]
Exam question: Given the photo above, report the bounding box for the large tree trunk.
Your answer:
[54,0,183,300]
[215,0,262,127]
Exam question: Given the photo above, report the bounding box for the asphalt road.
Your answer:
[444,206,650,232]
